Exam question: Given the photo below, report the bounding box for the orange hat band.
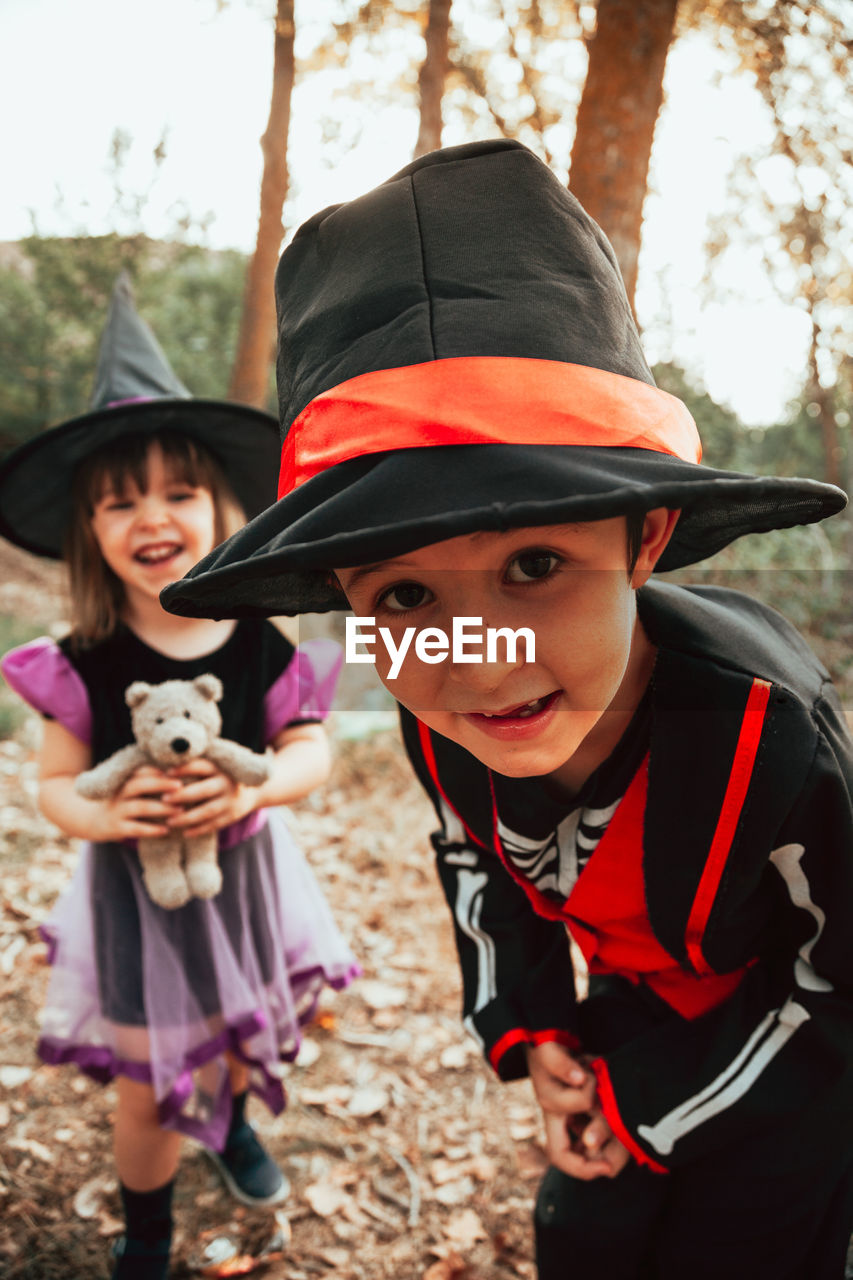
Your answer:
[277,357,702,499]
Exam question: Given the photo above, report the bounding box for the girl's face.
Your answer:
[90,442,217,610]
[335,511,677,782]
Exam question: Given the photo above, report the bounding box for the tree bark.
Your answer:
[569,0,679,308]
[807,325,841,489]
[413,0,453,158]
[228,0,295,408]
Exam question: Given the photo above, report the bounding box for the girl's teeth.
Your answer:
[138,546,178,563]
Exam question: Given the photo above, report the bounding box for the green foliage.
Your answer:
[653,362,750,472]
[654,360,853,488]
[0,615,48,739]
[0,237,249,454]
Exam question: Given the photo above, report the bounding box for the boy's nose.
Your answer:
[447,645,526,692]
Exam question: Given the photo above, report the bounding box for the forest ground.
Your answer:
[0,541,851,1280]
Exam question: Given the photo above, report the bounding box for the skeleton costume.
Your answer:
[161,142,853,1276]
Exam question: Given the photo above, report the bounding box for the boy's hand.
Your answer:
[572,1107,631,1178]
[526,1042,630,1180]
[526,1040,596,1115]
[162,759,260,837]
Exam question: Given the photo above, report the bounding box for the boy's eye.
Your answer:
[505,551,560,583]
[378,582,432,612]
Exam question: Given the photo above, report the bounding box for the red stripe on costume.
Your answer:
[684,678,772,975]
[277,357,702,496]
[417,720,487,850]
[590,1058,669,1175]
[489,1027,578,1073]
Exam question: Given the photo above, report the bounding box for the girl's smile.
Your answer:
[90,443,217,607]
[336,510,678,790]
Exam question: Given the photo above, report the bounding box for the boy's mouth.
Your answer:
[134,542,183,566]
[478,694,555,719]
[464,690,561,739]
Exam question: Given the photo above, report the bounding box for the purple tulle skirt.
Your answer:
[38,810,359,1150]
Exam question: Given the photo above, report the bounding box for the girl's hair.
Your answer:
[65,431,245,649]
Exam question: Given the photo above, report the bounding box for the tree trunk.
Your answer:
[569,0,679,308]
[413,0,453,158]
[808,326,841,489]
[228,0,295,408]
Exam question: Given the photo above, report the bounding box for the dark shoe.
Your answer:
[206,1122,289,1207]
[111,1233,171,1279]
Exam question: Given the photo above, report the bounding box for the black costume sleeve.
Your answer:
[592,686,853,1171]
[401,711,579,1080]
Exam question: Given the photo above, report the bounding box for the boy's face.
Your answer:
[335,511,677,781]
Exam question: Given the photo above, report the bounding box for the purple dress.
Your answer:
[1,623,359,1150]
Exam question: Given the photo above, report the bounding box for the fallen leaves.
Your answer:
[423,1251,471,1280]
[443,1208,488,1247]
[304,1180,352,1218]
[73,1173,118,1222]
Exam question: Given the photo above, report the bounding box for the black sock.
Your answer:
[113,1179,173,1279]
[227,1089,249,1144]
[120,1178,174,1244]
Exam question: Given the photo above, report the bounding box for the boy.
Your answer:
[164,140,853,1277]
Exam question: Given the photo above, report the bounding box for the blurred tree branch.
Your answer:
[414,0,453,157]
[228,0,295,409]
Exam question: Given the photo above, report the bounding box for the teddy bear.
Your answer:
[75,674,272,910]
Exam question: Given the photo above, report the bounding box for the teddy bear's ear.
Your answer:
[126,682,152,708]
[193,674,223,703]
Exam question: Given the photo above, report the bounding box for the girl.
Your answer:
[163,142,853,1278]
[0,276,358,1280]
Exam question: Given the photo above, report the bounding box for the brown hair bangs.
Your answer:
[66,432,245,649]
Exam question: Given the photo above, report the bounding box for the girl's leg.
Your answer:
[112,1077,179,1280]
[114,1076,181,1191]
[206,1052,288,1206]
[226,1052,250,1096]
[534,1162,668,1280]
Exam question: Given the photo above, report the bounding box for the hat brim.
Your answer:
[0,399,280,559]
[160,444,847,617]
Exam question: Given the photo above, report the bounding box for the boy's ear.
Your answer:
[630,508,681,588]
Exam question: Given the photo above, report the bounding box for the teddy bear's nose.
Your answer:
[170,737,190,754]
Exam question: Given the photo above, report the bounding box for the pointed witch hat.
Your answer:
[0,271,280,558]
[162,140,845,619]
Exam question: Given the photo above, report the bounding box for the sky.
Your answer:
[0,0,816,426]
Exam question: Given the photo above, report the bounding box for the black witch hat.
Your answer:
[0,271,280,558]
[162,140,845,619]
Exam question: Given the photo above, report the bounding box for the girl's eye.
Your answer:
[505,551,560,583]
[378,582,432,613]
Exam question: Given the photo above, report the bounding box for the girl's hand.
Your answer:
[163,759,259,837]
[526,1041,629,1180]
[92,765,184,843]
